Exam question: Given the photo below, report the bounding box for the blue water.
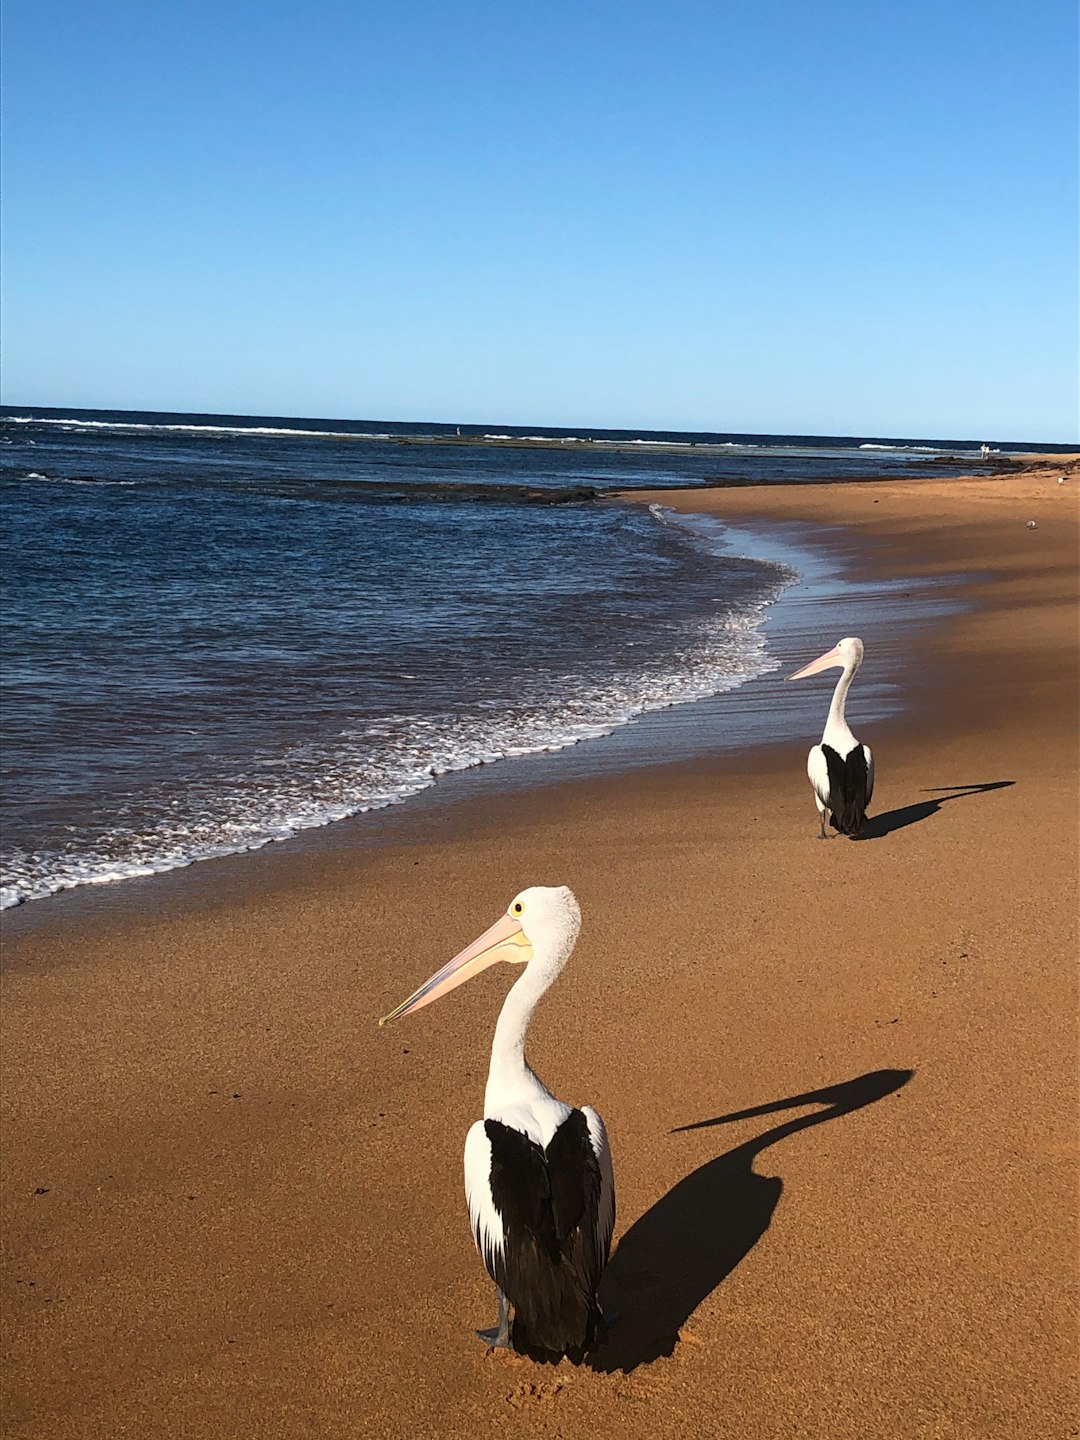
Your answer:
[0,408,1059,908]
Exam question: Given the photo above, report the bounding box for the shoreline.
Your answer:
[1,464,1077,1439]
[6,452,1072,935]
[1,505,962,936]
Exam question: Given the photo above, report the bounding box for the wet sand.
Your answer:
[2,462,1077,1439]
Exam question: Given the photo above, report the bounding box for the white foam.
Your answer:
[3,416,393,441]
[858,443,951,453]
[21,472,137,487]
[0,550,793,910]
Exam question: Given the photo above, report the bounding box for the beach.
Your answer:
[1,463,1077,1439]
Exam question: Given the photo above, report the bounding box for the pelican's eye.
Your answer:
[511,900,524,917]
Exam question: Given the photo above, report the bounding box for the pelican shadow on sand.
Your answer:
[592,1068,913,1373]
[854,781,1015,840]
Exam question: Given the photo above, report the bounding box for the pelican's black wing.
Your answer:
[821,743,871,835]
[483,1109,605,1363]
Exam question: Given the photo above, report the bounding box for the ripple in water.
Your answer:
[1,425,797,908]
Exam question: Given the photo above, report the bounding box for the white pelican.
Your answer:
[379,885,615,1363]
[788,636,874,838]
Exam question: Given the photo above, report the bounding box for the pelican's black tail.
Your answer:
[484,1109,607,1364]
[822,744,870,835]
[510,1278,603,1364]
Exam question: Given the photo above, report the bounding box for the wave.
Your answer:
[10,470,139,487]
[0,510,796,910]
[648,503,798,579]
[3,415,395,441]
[515,434,760,449]
[0,585,790,911]
[5,417,1001,458]
[4,416,751,451]
[858,443,951,453]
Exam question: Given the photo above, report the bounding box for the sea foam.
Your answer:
[1,508,793,910]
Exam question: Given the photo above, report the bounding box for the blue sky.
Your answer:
[2,0,1076,440]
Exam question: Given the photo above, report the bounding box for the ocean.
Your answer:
[0,408,1063,910]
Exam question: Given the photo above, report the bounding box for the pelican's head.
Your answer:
[378,884,581,1026]
[510,884,582,960]
[787,635,864,680]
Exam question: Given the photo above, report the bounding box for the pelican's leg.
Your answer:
[816,810,831,840]
[475,1286,510,1348]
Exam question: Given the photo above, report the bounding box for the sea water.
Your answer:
[0,408,1055,908]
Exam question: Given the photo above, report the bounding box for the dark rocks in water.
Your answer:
[264,478,600,506]
[921,454,1025,472]
[514,485,599,505]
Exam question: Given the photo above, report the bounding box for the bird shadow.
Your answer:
[591,1068,913,1374]
[854,781,1015,841]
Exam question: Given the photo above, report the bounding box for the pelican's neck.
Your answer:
[484,961,553,1113]
[824,660,858,743]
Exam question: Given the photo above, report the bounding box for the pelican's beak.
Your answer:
[378,912,532,1025]
[788,644,845,680]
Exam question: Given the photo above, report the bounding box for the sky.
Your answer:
[2,0,1077,440]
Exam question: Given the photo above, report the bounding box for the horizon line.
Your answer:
[2,402,1075,450]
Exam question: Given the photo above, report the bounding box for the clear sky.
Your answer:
[2,0,1077,440]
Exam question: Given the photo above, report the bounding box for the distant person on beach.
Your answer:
[980,444,991,459]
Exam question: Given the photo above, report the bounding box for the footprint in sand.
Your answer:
[505,1378,567,1408]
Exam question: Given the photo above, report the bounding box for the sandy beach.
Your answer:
[2,462,1077,1439]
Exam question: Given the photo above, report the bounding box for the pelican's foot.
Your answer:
[474,1323,511,1349]
[476,1286,511,1348]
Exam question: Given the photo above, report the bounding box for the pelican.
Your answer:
[379,885,615,1363]
[788,636,874,838]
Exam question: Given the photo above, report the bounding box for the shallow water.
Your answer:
[1,409,982,910]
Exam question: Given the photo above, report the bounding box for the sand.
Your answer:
[1,462,1077,1439]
